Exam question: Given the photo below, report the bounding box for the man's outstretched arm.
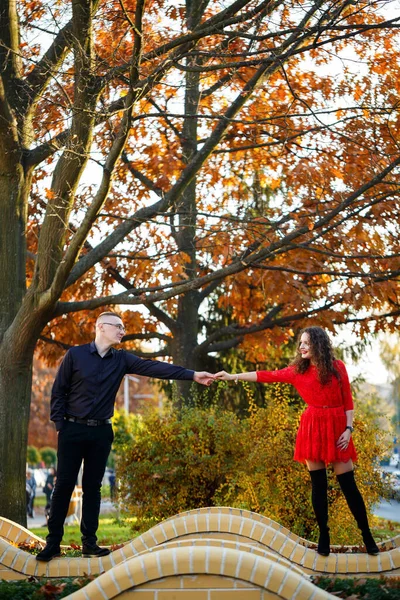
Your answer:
[125,352,214,385]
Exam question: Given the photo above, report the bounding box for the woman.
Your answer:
[215,326,379,556]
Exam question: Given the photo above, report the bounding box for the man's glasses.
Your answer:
[101,322,126,332]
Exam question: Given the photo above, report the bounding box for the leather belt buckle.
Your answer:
[86,419,98,426]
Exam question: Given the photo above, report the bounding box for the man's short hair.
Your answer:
[96,311,122,323]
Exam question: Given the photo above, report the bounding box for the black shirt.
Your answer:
[50,342,194,430]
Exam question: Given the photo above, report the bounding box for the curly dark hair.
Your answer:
[291,326,340,385]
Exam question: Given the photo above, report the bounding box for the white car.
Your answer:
[389,453,400,468]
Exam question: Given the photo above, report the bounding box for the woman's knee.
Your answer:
[332,460,353,475]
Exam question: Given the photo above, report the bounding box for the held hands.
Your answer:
[336,428,352,451]
[214,370,234,381]
[193,371,216,386]
[193,370,236,385]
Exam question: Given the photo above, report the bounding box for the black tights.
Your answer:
[309,468,330,555]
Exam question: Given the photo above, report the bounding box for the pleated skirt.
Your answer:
[294,406,357,464]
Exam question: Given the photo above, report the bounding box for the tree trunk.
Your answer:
[0,349,34,525]
[0,79,33,522]
[171,291,201,406]
[0,67,43,523]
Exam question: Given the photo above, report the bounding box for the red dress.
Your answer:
[257,360,357,464]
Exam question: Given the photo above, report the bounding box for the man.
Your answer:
[37,312,214,561]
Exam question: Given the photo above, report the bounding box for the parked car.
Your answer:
[389,453,400,468]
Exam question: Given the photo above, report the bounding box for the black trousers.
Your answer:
[47,420,113,546]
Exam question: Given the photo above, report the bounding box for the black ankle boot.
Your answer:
[362,529,379,556]
[309,468,330,556]
[337,470,379,555]
[318,527,330,557]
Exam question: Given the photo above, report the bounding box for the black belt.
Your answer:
[65,416,112,426]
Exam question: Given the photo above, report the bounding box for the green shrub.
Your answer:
[26,445,41,467]
[115,403,246,528]
[114,382,391,543]
[39,446,57,467]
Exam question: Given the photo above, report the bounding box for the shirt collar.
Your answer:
[90,341,114,357]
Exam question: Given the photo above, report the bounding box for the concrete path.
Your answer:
[373,499,400,523]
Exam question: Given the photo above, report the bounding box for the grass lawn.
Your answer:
[30,513,135,546]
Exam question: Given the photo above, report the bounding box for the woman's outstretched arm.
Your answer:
[214,370,257,382]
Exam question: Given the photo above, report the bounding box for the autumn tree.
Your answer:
[1,0,400,525]
[41,0,400,402]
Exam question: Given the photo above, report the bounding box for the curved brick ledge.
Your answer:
[1,510,399,583]
[66,545,336,600]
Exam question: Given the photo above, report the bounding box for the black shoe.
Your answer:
[82,543,110,557]
[362,530,379,555]
[317,528,330,556]
[36,544,61,562]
